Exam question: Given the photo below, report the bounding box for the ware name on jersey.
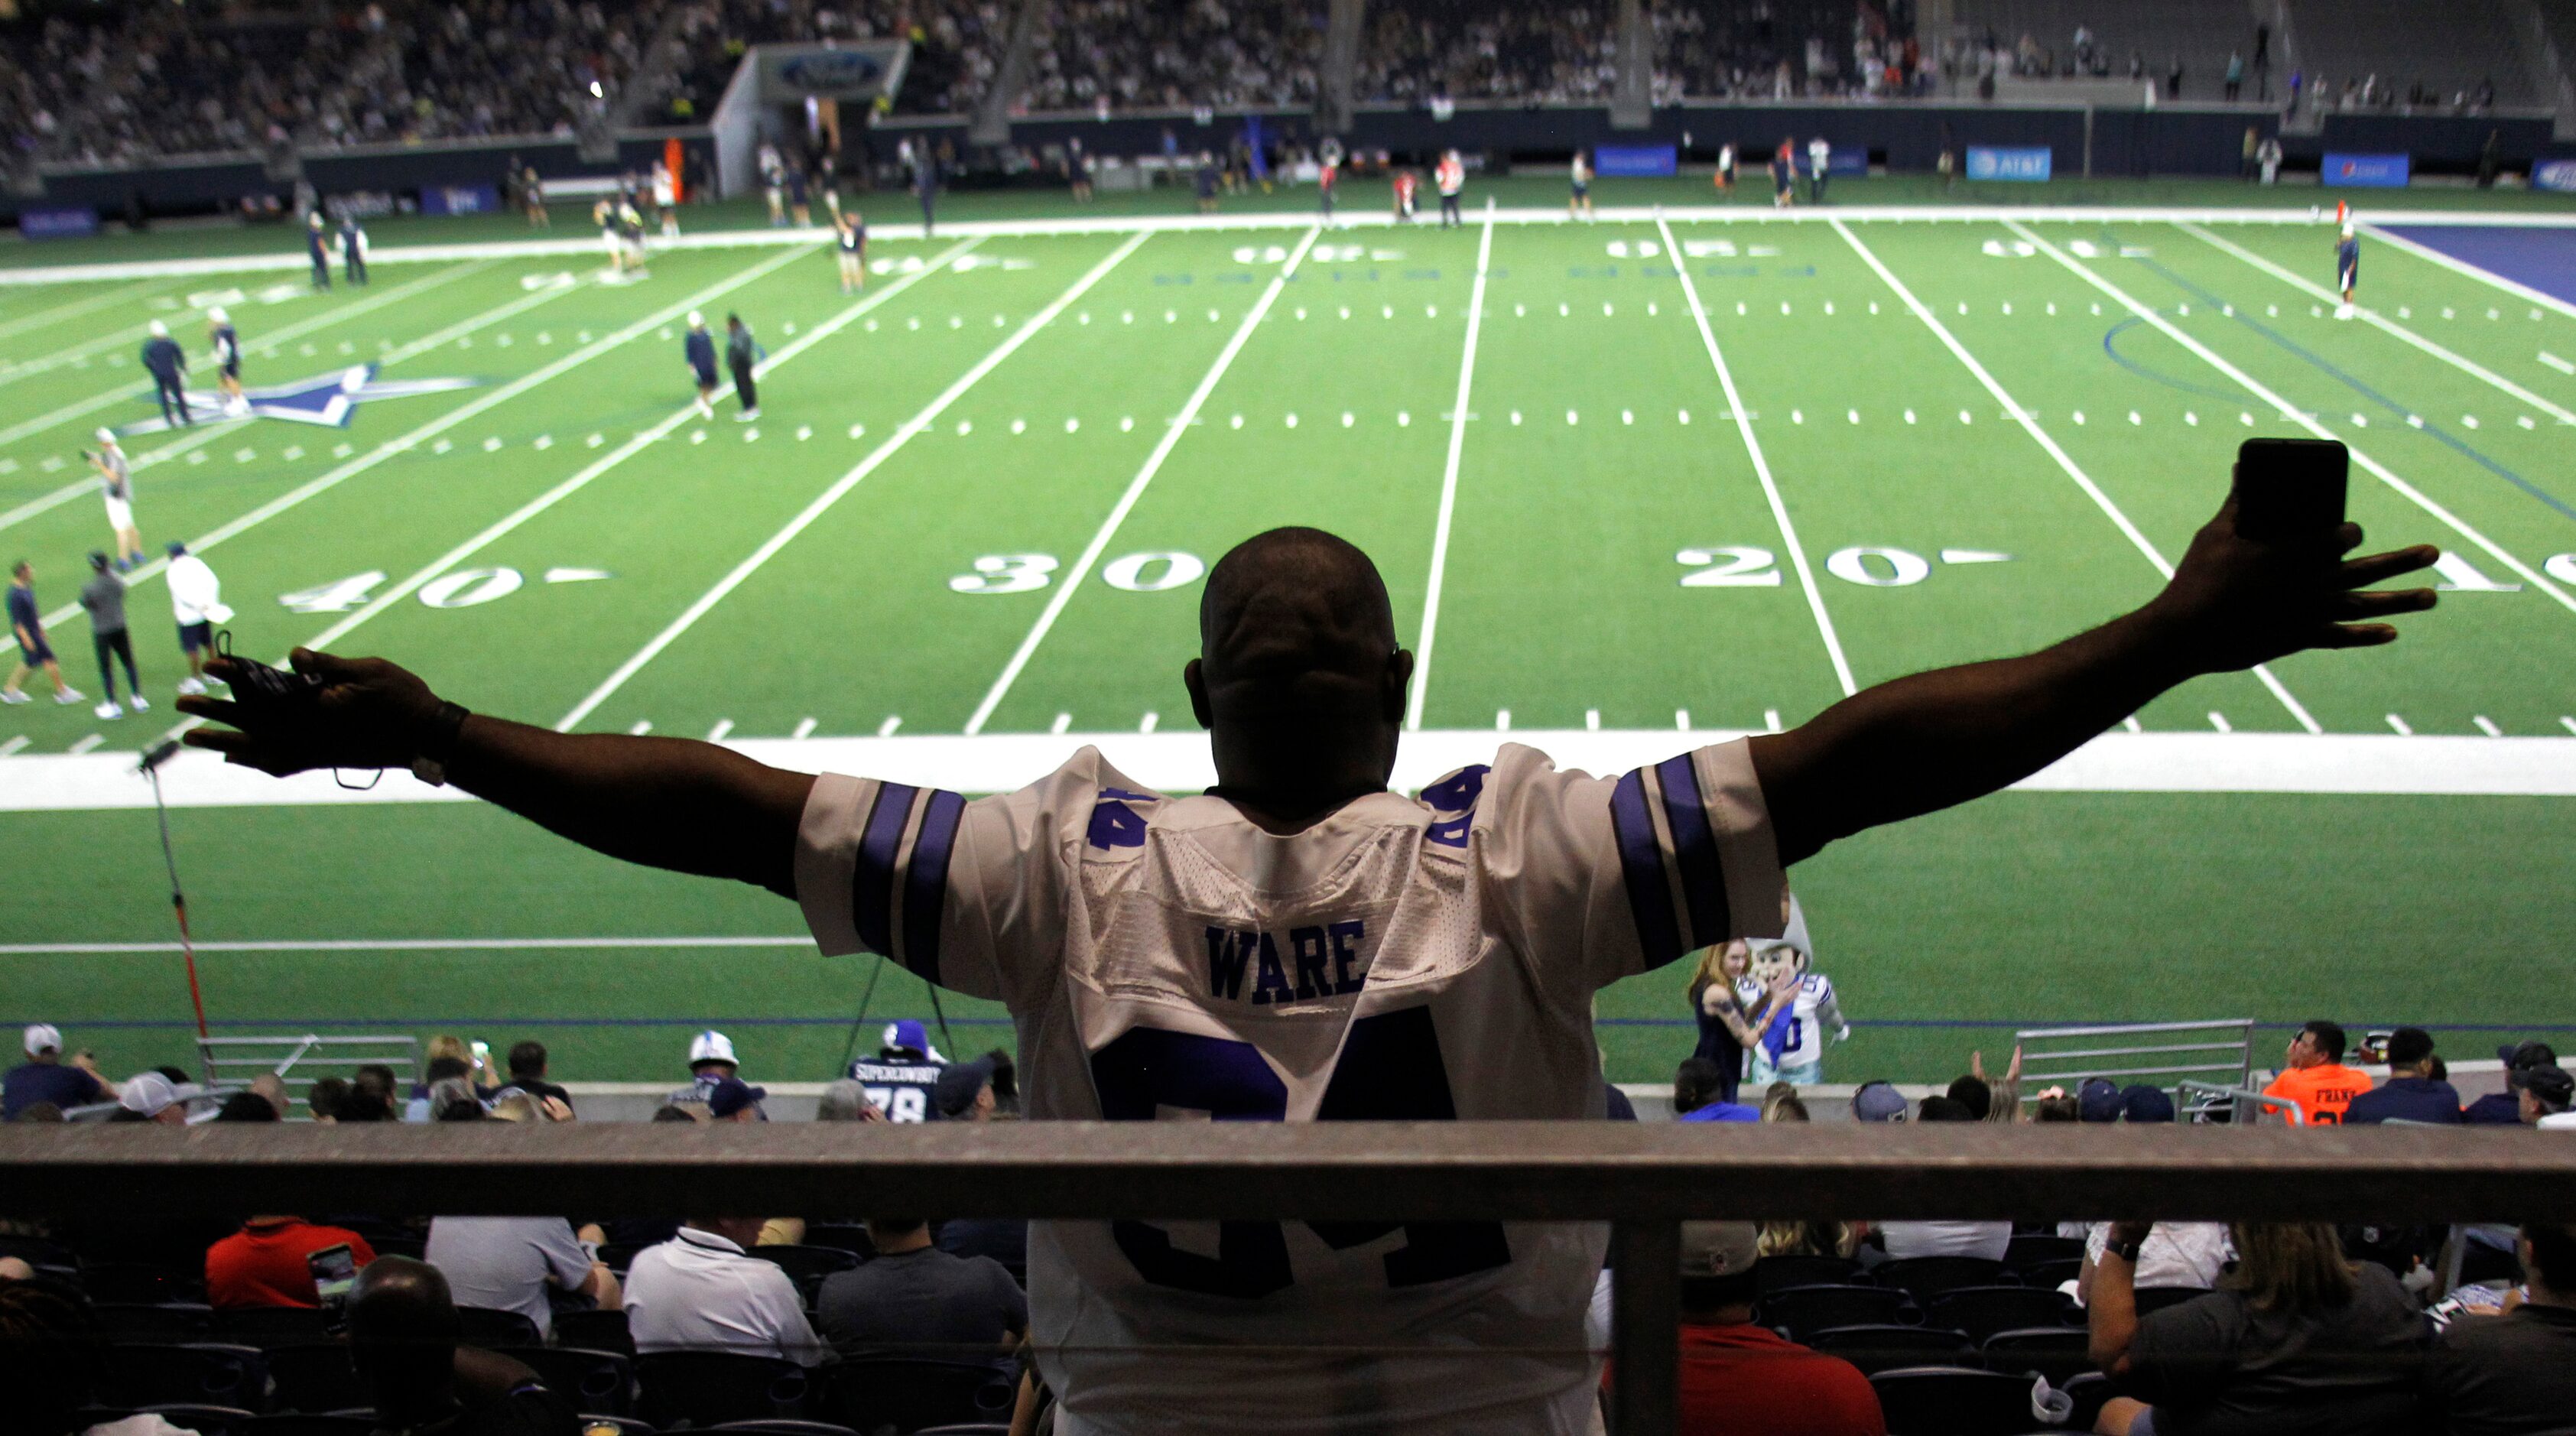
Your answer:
[848,1057,943,1122]
[795,742,1785,1431]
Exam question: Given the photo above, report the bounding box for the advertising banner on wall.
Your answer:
[1965,146,2052,181]
[755,41,911,103]
[2322,152,2410,187]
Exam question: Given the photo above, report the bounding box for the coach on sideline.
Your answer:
[177,496,2437,1434]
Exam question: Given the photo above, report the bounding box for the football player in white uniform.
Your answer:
[177,512,2439,1433]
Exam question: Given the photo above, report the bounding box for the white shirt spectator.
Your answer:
[2080,1221,2231,1300]
[424,1215,594,1338]
[2539,1112,2576,1129]
[624,1226,826,1366]
[166,553,221,625]
[1877,1220,2012,1261]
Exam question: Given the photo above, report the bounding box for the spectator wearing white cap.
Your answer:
[163,540,228,697]
[666,1028,739,1110]
[3,1025,115,1120]
[113,1071,189,1125]
[84,430,142,572]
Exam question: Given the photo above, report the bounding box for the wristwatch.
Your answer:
[411,700,471,787]
[2106,1233,2148,1264]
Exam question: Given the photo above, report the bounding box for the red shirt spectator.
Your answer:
[206,1217,376,1308]
[1676,1323,1886,1435]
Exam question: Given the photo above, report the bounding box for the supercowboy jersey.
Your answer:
[796,742,1785,1434]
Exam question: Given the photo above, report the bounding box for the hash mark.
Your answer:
[68,734,104,755]
[2386,714,2412,736]
[707,720,734,742]
[792,717,817,739]
[2207,712,2231,733]
[878,716,902,737]
[629,721,651,736]
[2474,716,2503,737]
[1050,712,1072,735]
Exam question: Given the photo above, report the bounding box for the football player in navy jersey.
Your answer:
[305,212,333,290]
[207,307,245,417]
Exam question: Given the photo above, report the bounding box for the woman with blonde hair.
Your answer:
[2088,1220,2425,1435]
[1685,941,1795,1107]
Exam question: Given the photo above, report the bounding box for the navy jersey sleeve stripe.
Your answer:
[1654,753,1733,950]
[852,781,918,954]
[898,788,966,981]
[1610,768,1683,970]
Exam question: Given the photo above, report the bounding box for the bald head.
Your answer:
[1187,528,1411,824]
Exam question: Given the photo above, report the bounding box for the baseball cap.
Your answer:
[207,306,227,323]
[148,320,168,338]
[165,541,187,557]
[119,1071,180,1117]
[1677,1221,1760,1278]
[89,551,109,571]
[23,1023,62,1056]
[705,1074,768,1118]
[1850,1080,1908,1122]
[687,1029,736,1067]
[2120,1085,2177,1124]
[934,1055,996,1118]
[96,427,116,444]
[2513,1065,2574,1109]
[687,310,705,327]
[2078,1077,2124,1123]
[2499,1040,2558,1070]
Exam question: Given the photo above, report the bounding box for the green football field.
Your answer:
[4,177,2574,1090]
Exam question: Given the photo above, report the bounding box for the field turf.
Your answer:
[4,178,2573,1089]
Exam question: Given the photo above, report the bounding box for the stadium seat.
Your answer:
[454,1305,543,1348]
[107,1342,271,1412]
[495,1345,634,1415]
[748,1244,862,1304]
[710,1422,863,1436]
[599,1242,653,1275]
[824,1356,1018,1434]
[1753,1284,1912,1341]
[1753,1253,1864,1293]
[1871,1256,2012,1303]
[95,1302,216,1340]
[1981,1327,2094,1386]
[0,1233,83,1270]
[136,1405,258,1436]
[214,1307,333,1347]
[802,1224,876,1259]
[2131,1286,2214,1316]
[2016,1257,2081,1292]
[2002,1234,2084,1271]
[1869,1366,2044,1436]
[265,1343,367,1414]
[552,1308,635,1358]
[1804,1324,1976,1376]
[85,1262,206,1304]
[1922,1286,2075,1342]
[635,1350,813,1428]
[245,1415,375,1436]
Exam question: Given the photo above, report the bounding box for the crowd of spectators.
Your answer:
[656,0,1012,122]
[8,1013,2574,1434]
[1016,0,1322,114]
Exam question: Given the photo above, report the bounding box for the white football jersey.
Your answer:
[1736,970,1838,1071]
[797,741,1785,1434]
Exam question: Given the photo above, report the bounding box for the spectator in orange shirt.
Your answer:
[2261,1021,2373,1126]
[206,1216,377,1308]
[1607,1220,1886,1435]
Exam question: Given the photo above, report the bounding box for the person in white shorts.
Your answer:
[177,505,2441,1433]
[87,430,142,571]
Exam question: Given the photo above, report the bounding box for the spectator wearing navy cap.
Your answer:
[4,1025,115,1119]
[2344,1028,2462,1125]
[1850,1080,1908,1123]
[2516,1065,2574,1126]
[2079,1077,2125,1123]
[934,1055,998,1121]
[2121,1085,2178,1124]
[2465,1041,2555,1124]
[706,1074,768,1122]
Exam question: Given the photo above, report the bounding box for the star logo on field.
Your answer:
[118,365,482,434]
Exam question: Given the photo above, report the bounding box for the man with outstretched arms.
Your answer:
[179,501,2437,1433]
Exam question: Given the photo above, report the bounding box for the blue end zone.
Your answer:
[2381,225,2576,307]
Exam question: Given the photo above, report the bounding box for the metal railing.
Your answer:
[2177,1078,2307,1125]
[8,1122,2574,1434]
[2016,1018,2256,1101]
[195,1033,420,1104]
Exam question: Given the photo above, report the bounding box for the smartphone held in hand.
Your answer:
[2232,438,2349,541]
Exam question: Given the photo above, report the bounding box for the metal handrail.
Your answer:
[2177,1079,2307,1126]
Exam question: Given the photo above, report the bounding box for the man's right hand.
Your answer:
[177,648,448,776]
[2145,499,2438,674]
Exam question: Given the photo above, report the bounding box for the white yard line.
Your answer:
[0,280,163,343]
[1654,214,1856,697]
[0,263,561,536]
[2361,224,2576,323]
[961,227,1318,736]
[1404,200,1497,732]
[2181,222,2576,426]
[2004,219,2576,617]
[560,230,1154,733]
[38,244,822,635]
[303,238,983,663]
[1834,219,2321,733]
